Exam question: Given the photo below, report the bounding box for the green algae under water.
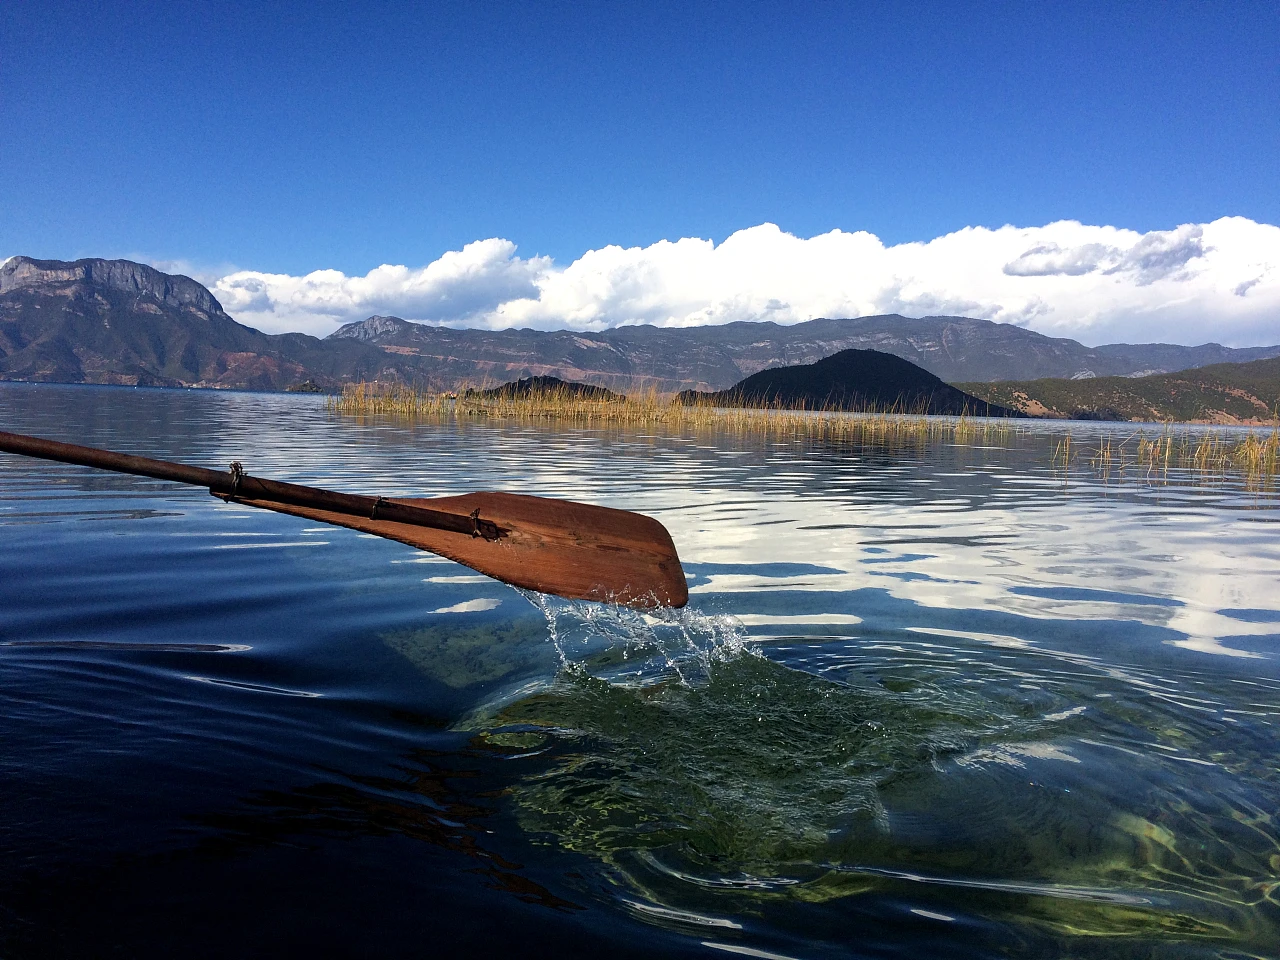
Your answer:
[437,594,1280,954]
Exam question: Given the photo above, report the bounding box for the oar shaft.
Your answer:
[0,430,500,539]
[0,429,228,487]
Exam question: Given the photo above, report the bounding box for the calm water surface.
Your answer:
[2,383,1279,959]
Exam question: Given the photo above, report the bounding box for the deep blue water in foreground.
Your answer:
[2,383,1279,959]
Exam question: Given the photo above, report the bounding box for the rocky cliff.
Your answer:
[0,256,224,314]
[0,256,394,390]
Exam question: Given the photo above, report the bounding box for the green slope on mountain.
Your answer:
[957,358,1280,423]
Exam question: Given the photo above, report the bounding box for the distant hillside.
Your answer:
[4,256,1278,393]
[678,349,1023,417]
[958,357,1280,423]
[330,312,1280,390]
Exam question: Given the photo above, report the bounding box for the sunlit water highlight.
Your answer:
[1,382,1279,959]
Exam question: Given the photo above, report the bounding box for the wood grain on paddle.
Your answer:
[0,430,690,610]
[224,490,689,609]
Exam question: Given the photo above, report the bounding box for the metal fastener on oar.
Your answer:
[0,429,688,608]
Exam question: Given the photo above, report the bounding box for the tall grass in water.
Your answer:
[327,381,1018,447]
[328,382,454,418]
[330,382,1279,486]
[1053,424,1279,487]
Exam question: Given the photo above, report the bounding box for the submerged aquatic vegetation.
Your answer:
[480,655,1040,865]
[383,617,548,689]
[467,653,1279,945]
[410,593,1280,950]
[446,610,1280,948]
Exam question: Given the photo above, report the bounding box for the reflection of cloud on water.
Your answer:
[701,942,801,960]
[957,742,1082,768]
[734,613,863,626]
[906,626,1031,650]
[619,899,742,930]
[689,573,848,594]
[195,409,1278,665]
[673,486,1279,661]
[1167,635,1264,659]
[433,598,502,614]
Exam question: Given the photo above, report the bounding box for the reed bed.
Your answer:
[330,382,1280,486]
[1054,424,1280,487]
[327,381,1020,447]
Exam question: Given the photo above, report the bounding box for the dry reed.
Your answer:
[327,381,1018,447]
[1052,424,1279,487]
[330,382,1279,486]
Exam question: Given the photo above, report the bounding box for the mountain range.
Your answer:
[3,256,1278,393]
[0,257,381,390]
[325,313,1280,392]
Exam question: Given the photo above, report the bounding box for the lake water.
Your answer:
[2,382,1279,959]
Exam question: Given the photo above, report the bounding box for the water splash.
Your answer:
[518,588,752,686]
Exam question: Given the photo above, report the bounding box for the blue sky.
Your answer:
[4,0,1276,272]
[3,1,1278,345]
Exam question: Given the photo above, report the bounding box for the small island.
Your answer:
[466,375,624,401]
[678,348,1024,417]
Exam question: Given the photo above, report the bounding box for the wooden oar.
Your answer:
[0,430,688,609]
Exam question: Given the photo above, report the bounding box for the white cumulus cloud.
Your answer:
[205,218,1280,347]
[212,238,549,336]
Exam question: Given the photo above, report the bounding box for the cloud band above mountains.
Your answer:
[208,218,1280,346]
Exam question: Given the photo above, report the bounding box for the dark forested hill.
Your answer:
[3,256,1277,393]
[469,375,622,400]
[677,349,1023,417]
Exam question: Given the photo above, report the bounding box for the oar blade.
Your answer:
[229,491,689,609]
